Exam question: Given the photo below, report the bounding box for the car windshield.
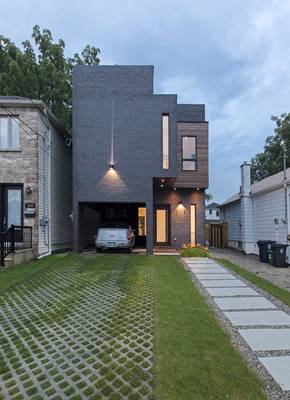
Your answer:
[100,222,130,229]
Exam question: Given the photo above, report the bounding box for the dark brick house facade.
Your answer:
[72,65,208,254]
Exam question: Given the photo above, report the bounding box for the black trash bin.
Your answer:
[257,240,276,263]
[271,243,288,268]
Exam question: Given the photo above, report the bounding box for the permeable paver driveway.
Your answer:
[0,254,153,400]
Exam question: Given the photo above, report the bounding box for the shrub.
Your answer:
[179,244,209,258]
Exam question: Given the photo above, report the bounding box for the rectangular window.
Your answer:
[182,136,196,170]
[138,207,147,236]
[162,114,169,169]
[0,117,20,150]
[156,209,167,243]
[190,205,196,245]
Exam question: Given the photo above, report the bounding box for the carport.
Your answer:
[78,202,147,250]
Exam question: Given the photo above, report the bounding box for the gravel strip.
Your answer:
[182,258,290,400]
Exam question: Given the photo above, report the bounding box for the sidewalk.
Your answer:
[183,257,290,398]
[211,248,290,292]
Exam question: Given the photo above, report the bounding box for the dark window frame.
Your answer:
[181,135,197,171]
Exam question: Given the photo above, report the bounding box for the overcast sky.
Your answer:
[1,0,290,202]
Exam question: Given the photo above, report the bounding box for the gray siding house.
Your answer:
[0,97,72,265]
[220,162,290,259]
[73,65,209,254]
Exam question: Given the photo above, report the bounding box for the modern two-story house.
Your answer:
[0,96,72,265]
[72,65,208,254]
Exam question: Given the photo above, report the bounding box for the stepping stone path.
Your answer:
[183,257,290,394]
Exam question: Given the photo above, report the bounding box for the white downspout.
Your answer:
[38,109,52,259]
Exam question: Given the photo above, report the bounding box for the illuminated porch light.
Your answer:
[173,187,176,191]
[109,163,115,170]
[161,179,165,183]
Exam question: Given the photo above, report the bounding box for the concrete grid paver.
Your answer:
[0,256,154,399]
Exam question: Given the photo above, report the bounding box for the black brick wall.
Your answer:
[72,65,207,253]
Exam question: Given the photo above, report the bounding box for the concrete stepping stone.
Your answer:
[196,273,235,280]
[214,297,277,310]
[190,268,228,273]
[259,356,290,391]
[206,287,259,297]
[200,279,247,288]
[239,329,290,351]
[224,310,290,326]
[184,258,216,264]
[188,263,221,269]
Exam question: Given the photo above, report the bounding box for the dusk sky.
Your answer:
[1,0,290,202]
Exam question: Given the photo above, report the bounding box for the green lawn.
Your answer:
[215,258,290,307]
[0,254,267,399]
[152,256,266,400]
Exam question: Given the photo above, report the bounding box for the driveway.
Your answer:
[0,254,153,400]
[211,248,290,292]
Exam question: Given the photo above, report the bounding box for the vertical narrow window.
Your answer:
[138,207,147,236]
[162,114,169,169]
[156,209,167,243]
[182,136,196,170]
[11,119,20,149]
[0,118,9,149]
[190,205,196,245]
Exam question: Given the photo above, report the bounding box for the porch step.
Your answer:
[3,249,34,267]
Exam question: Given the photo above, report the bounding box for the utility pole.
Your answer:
[283,143,287,180]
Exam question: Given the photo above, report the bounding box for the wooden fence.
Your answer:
[205,223,228,248]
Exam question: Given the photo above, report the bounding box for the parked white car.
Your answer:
[95,223,135,253]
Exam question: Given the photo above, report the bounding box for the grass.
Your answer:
[0,253,78,293]
[215,258,290,307]
[0,253,268,399]
[152,256,267,400]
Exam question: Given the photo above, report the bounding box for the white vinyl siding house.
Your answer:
[220,163,290,260]
[253,188,287,249]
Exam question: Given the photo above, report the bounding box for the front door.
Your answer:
[0,185,23,231]
[154,205,170,246]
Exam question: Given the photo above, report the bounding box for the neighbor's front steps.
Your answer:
[183,257,290,397]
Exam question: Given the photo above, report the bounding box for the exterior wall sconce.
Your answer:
[109,163,115,170]
[176,201,185,216]
[25,185,32,195]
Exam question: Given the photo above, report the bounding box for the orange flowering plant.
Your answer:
[179,243,209,257]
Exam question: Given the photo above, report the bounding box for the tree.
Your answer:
[0,25,100,130]
[205,192,213,202]
[251,112,290,182]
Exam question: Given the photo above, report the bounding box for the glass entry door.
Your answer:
[1,186,22,231]
[154,206,170,245]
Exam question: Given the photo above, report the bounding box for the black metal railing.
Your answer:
[0,225,32,267]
